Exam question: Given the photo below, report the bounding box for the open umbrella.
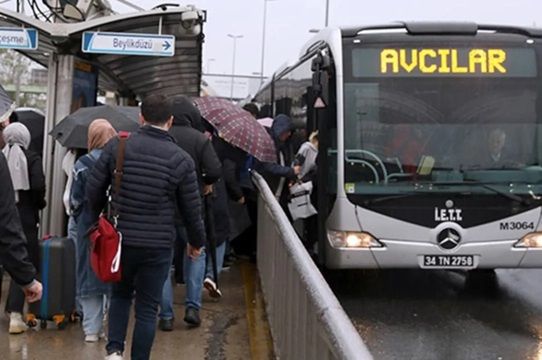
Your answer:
[0,83,15,123]
[15,108,45,157]
[50,105,140,149]
[194,97,276,163]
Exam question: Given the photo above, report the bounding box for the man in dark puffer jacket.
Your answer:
[86,95,205,360]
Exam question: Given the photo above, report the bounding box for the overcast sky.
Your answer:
[2,0,542,78]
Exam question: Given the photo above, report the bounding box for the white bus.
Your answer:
[254,22,542,269]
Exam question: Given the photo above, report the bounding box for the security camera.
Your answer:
[180,10,199,30]
[177,6,204,36]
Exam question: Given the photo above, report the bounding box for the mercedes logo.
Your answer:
[437,228,461,250]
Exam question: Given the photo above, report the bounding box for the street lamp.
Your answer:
[228,34,243,101]
[325,0,329,27]
[206,58,215,74]
[260,0,277,86]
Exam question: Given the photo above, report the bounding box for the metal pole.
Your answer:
[259,0,268,86]
[325,0,329,27]
[228,34,243,101]
[42,54,74,236]
[14,69,21,105]
[230,38,237,100]
[207,58,215,73]
[260,0,276,86]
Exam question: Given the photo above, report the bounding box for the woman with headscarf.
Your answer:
[70,119,117,342]
[2,122,46,334]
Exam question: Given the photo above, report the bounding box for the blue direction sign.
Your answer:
[0,27,38,50]
[82,32,175,57]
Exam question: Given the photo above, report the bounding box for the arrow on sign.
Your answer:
[163,41,171,51]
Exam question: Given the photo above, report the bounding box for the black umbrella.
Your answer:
[0,83,15,123]
[50,105,140,149]
[15,108,45,157]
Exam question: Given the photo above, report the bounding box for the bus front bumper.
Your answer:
[325,239,542,269]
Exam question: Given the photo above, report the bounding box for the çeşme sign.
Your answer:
[352,47,537,77]
[0,27,38,50]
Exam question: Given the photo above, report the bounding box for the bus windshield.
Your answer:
[342,38,542,195]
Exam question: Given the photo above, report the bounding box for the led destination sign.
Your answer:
[352,47,537,77]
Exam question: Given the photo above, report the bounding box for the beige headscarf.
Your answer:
[88,119,117,151]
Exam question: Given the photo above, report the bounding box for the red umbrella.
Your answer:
[194,97,276,163]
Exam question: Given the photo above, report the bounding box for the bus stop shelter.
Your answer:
[0,6,206,235]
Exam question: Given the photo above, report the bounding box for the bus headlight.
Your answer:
[515,232,542,248]
[327,231,383,248]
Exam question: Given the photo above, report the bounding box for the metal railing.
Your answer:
[252,172,373,360]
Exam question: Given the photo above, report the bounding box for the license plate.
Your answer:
[422,255,474,268]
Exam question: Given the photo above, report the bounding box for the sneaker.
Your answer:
[105,351,123,360]
[203,277,223,298]
[9,312,28,334]
[84,334,99,343]
[183,307,201,327]
[158,318,174,332]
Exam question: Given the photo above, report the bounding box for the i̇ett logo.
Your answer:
[437,228,461,250]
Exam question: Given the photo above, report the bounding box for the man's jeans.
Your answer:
[106,246,171,360]
[160,241,226,319]
[159,227,205,320]
[205,241,226,281]
[160,226,205,319]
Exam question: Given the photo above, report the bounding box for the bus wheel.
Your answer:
[468,269,496,276]
[465,269,499,295]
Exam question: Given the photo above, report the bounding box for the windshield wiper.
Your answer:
[363,191,430,205]
[432,180,527,204]
[363,181,536,206]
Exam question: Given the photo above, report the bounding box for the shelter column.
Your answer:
[42,54,74,236]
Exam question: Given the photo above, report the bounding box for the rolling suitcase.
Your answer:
[27,236,76,329]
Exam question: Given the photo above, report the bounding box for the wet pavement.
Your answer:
[0,262,272,360]
[328,268,542,360]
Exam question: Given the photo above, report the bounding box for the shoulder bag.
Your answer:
[88,131,129,283]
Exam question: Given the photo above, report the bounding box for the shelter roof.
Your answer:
[0,6,206,98]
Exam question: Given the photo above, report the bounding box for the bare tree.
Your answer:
[0,49,46,109]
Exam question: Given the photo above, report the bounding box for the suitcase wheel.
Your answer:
[53,314,67,330]
[40,320,47,329]
[57,321,67,330]
[70,311,80,323]
[26,314,37,328]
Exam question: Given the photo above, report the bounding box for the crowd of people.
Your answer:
[0,94,318,360]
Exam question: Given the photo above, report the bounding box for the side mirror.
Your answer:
[311,51,331,72]
[311,51,331,109]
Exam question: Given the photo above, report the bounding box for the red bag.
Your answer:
[88,132,129,283]
[88,217,122,282]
